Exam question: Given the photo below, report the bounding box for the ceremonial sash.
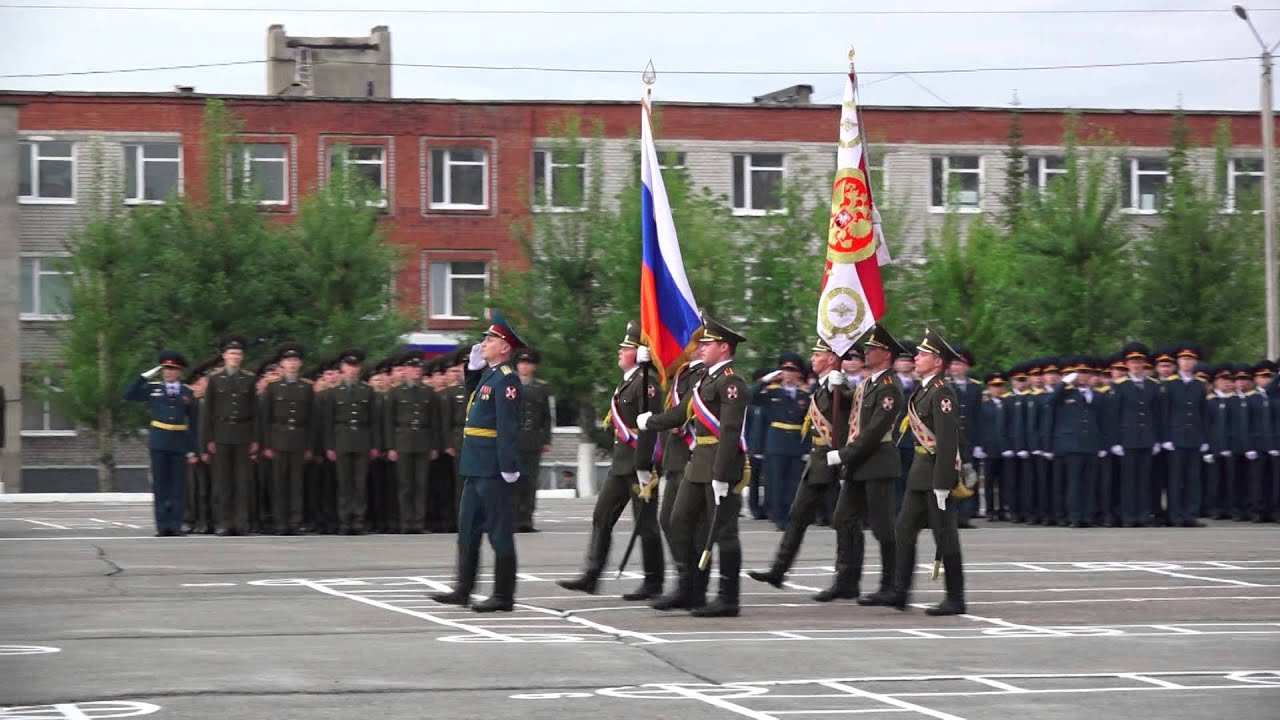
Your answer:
[606,389,637,448]
[906,392,962,471]
[846,377,868,443]
[802,392,834,447]
[690,378,747,452]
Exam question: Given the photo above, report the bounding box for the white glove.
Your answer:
[1200,443,1210,453]
[1043,452,1055,461]
[1017,451,1029,459]
[711,480,729,504]
[1270,450,1280,457]
[1001,450,1014,458]
[1246,451,1259,460]
[1063,372,1078,385]
[636,346,651,364]
[972,446,986,460]
[1152,444,1162,456]
[1097,450,1108,458]
[1031,450,1043,458]
[1203,454,1215,464]
[501,471,519,484]
[1219,450,1231,458]
[636,469,651,486]
[467,343,486,371]
[636,411,652,431]
[141,364,164,379]
[1111,445,1124,457]
[826,450,843,467]
[827,371,845,387]
[762,369,783,383]
[933,489,949,510]
[1162,441,1174,452]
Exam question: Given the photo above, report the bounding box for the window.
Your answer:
[930,156,982,210]
[18,140,75,202]
[230,144,288,205]
[430,261,488,319]
[732,153,784,214]
[20,255,72,320]
[1227,157,1264,212]
[1026,156,1067,192]
[124,143,181,203]
[1121,158,1168,212]
[431,148,488,209]
[329,145,387,205]
[22,377,75,436]
[533,149,586,209]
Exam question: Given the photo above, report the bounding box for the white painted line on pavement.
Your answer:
[819,680,969,720]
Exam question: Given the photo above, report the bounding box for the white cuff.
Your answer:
[826,450,843,467]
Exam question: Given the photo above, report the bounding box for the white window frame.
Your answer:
[1226,156,1264,213]
[929,155,983,213]
[124,143,183,205]
[20,253,73,321]
[1120,157,1169,214]
[230,143,289,206]
[21,376,77,438]
[430,148,489,210]
[429,261,489,320]
[732,152,786,216]
[533,148,587,212]
[329,144,388,208]
[1027,155,1068,192]
[18,139,76,204]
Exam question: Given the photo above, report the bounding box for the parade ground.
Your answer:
[1,498,1278,720]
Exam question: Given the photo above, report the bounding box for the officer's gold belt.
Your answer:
[770,422,804,431]
[695,436,719,445]
[464,427,498,438]
[915,446,933,456]
[812,437,828,447]
[151,420,188,432]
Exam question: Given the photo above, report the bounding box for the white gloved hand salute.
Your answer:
[141,365,164,379]
[467,342,486,371]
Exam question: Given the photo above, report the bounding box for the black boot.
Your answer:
[621,536,664,601]
[747,568,785,589]
[690,568,739,618]
[473,555,516,613]
[556,570,600,595]
[925,553,965,616]
[813,562,859,602]
[652,569,701,611]
[858,540,896,605]
[431,545,479,606]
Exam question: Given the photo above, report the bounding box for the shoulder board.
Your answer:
[1164,375,1178,382]
[1246,390,1258,396]
[1097,385,1111,393]
[766,382,782,390]
[535,378,547,386]
[1113,376,1129,384]
[1205,393,1215,400]
[724,368,735,376]
[934,379,945,388]
[302,378,314,385]
[883,376,894,385]
[267,377,282,385]
[500,366,513,376]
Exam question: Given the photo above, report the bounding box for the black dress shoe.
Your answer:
[430,590,470,606]
[471,596,514,613]
[925,598,966,616]
[1182,520,1206,528]
[515,526,542,533]
[856,591,893,607]
[154,530,169,537]
[746,570,784,589]
[689,598,739,617]
[652,593,703,611]
[215,528,230,537]
[621,585,661,601]
[883,594,908,611]
[813,586,859,602]
[556,575,599,595]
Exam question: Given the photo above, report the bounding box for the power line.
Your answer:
[0,55,1255,80]
[2,3,1279,15]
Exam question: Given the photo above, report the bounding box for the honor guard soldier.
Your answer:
[1034,358,1062,525]
[260,343,314,535]
[560,322,664,600]
[886,329,968,616]
[1110,343,1160,527]
[1206,364,1238,519]
[513,348,552,533]
[124,351,199,537]
[323,350,382,535]
[432,350,471,533]
[1237,365,1271,521]
[948,346,983,527]
[639,315,750,617]
[1048,358,1104,528]
[430,313,526,613]
[891,344,919,513]
[974,371,1013,521]
[385,351,440,534]
[1007,363,1034,523]
[1160,343,1209,527]
[183,356,219,534]
[425,357,458,533]
[252,357,281,533]
[658,358,707,553]
[312,357,343,533]
[1149,347,1177,526]
[758,353,811,531]
[201,335,258,536]
[366,358,396,533]
[1251,361,1279,522]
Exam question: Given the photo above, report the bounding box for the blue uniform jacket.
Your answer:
[457,361,522,478]
[1246,391,1275,452]
[1111,376,1159,449]
[123,374,197,454]
[951,376,983,461]
[761,383,811,456]
[1049,383,1103,455]
[1161,375,1208,449]
[977,394,1010,456]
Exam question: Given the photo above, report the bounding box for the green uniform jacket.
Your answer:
[517,379,553,453]
[323,381,381,453]
[384,382,441,453]
[608,368,660,475]
[661,362,707,474]
[443,383,469,452]
[836,371,903,481]
[906,375,961,492]
[261,377,315,452]
[647,360,749,485]
[200,368,257,446]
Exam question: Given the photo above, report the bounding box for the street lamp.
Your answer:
[1234,4,1280,358]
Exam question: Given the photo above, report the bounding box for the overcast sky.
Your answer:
[0,0,1275,111]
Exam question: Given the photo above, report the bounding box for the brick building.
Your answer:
[0,89,1269,490]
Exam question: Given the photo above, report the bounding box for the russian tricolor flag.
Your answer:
[639,96,701,381]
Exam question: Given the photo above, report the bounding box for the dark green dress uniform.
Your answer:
[200,336,257,536]
[559,322,663,600]
[261,344,314,535]
[183,356,219,534]
[659,360,706,548]
[644,316,749,617]
[123,351,198,536]
[431,313,525,613]
[430,355,469,533]
[385,355,440,534]
[513,348,552,532]
[749,338,854,599]
[891,329,966,616]
[323,350,381,534]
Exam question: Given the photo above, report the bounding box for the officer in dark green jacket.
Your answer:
[659,358,706,551]
[513,348,552,533]
[385,351,440,534]
[431,313,525,613]
[322,349,382,535]
[887,329,967,616]
[260,342,314,535]
[200,335,258,536]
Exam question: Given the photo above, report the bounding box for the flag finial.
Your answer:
[848,46,856,70]
[642,60,657,86]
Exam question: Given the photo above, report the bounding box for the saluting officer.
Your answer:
[1111,343,1160,527]
[124,351,199,537]
[758,353,812,531]
[886,329,967,616]
[323,350,382,535]
[430,313,526,613]
[513,348,552,533]
[639,315,750,618]
[1049,357,1105,528]
[260,342,313,535]
[385,351,440,534]
[201,335,258,536]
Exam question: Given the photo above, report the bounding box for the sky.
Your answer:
[0,0,1277,111]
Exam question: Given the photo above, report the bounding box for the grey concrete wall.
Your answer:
[0,105,21,490]
[267,25,392,98]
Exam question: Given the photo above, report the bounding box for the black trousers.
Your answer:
[768,473,839,574]
[1120,451,1152,525]
[394,451,429,531]
[1167,448,1202,525]
[1063,453,1096,525]
[833,477,896,593]
[579,472,663,588]
[669,480,741,602]
[185,461,214,531]
[149,449,187,533]
[514,450,541,530]
[213,443,253,533]
[428,454,460,532]
[272,450,306,532]
[894,487,963,602]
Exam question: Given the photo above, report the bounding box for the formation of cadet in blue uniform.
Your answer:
[745,341,1280,531]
